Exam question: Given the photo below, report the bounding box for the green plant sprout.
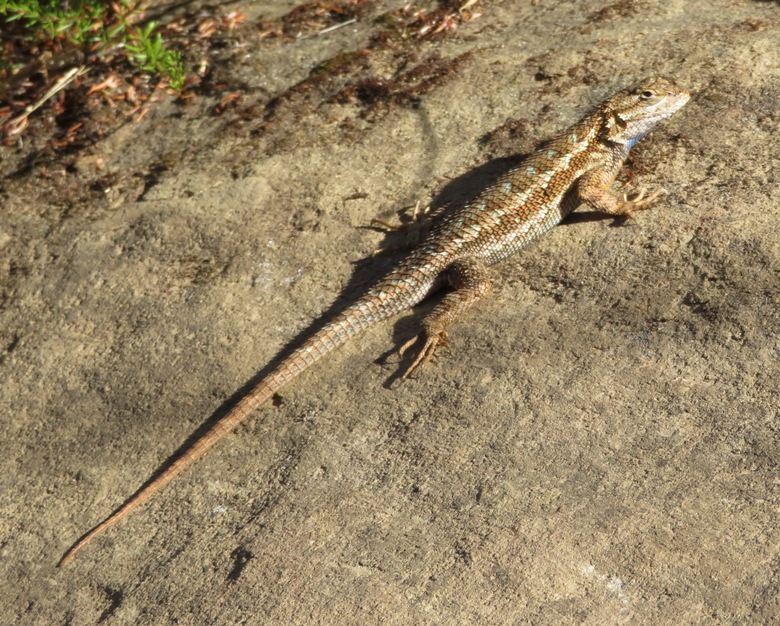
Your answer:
[0,0,185,89]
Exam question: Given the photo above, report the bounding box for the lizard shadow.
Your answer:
[221,151,623,399]
[111,157,536,501]
[218,157,538,404]
[152,151,625,461]
[83,153,625,554]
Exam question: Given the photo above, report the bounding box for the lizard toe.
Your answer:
[401,332,445,378]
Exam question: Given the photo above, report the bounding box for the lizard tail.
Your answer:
[58,280,423,567]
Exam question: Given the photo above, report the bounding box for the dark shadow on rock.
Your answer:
[60,132,635,566]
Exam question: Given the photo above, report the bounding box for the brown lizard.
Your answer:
[58,76,690,566]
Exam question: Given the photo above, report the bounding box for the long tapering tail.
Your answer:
[58,276,426,566]
[57,384,267,566]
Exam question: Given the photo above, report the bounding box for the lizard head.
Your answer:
[604,76,690,147]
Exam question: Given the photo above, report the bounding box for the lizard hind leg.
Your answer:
[400,258,493,378]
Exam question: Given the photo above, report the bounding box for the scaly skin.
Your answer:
[58,76,689,566]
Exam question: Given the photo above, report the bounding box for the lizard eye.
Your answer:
[640,90,656,99]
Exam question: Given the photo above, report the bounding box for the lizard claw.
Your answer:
[620,187,665,215]
[370,218,401,232]
[369,202,431,255]
[399,330,448,378]
[370,202,431,233]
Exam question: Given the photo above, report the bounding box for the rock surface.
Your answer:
[2,1,779,624]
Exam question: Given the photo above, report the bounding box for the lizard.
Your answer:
[58,76,690,566]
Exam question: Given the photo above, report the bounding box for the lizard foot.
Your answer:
[618,187,665,217]
[370,201,430,232]
[398,330,449,378]
[369,202,431,255]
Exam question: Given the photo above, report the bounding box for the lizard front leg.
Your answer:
[399,257,493,378]
[577,168,664,218]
